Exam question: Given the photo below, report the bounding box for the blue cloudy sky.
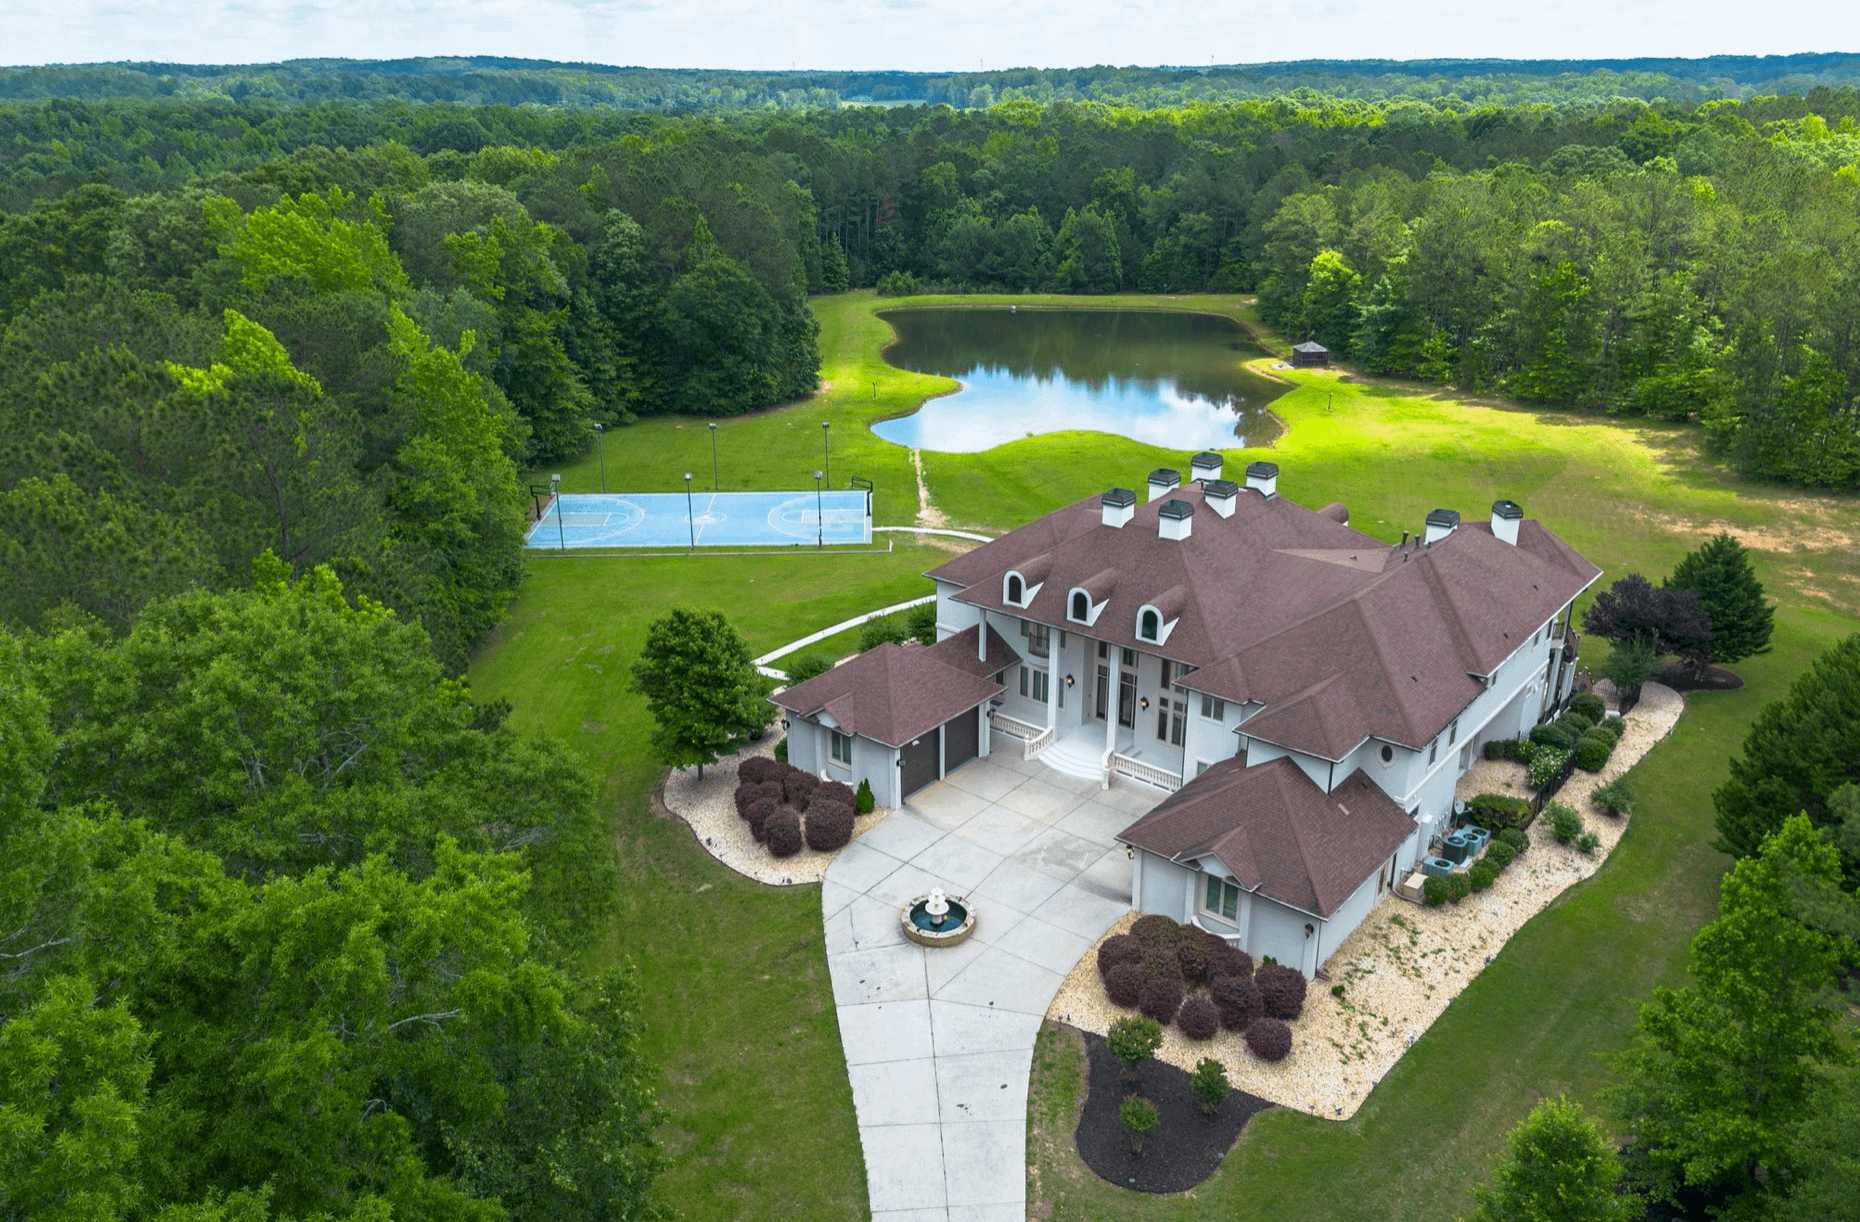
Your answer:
[2,0,1853,71]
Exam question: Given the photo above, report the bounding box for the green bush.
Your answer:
[1496,826,1528,850]
[1592,775,1635,817]
[1483,840,1517,871]
[858,614,911,652]
[773,737,788,764]
[854,777,875,814]
[1120,1096,1159,1152]
[875,270,919,297]
[905,601,936,646]
[1483,738,1535,763]
[784,651,835,685]
[1191,1058,1229,1115]
[1423,876,1449,906]
[1595,715,1626,743]
[1446,873,1472,902]
[1561,712,1596,736]
[1568,691,1607,722]
[1469,863,1498,890]
[1547,801,1583,844]
[1108,1015,1164,1079]
[1529,749,1570,790]
[1575,830,1601,854]
[1530,720,1582,751]
[1468,792,1531,830]
[1574,730,1614,772]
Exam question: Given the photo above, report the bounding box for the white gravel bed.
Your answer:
[661,740,893,886]
[1045,681,1685,1121]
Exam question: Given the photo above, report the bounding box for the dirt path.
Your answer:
[912,448,950,528]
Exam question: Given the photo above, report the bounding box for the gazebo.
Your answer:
[1291,340,1329,368]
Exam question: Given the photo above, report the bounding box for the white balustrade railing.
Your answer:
[1111,752,1182,792]
[990,712,1054,760]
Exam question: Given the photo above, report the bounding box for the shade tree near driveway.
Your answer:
[630,607,772,779]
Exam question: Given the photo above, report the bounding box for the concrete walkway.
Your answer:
[823,751,1149,1220]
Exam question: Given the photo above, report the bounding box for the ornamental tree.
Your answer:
[1581,573,1714,673]
[1470,1094,1635,1222]
[1665,532,1773,665]
[1106,1014,1163,1084]
[630,606,771,779]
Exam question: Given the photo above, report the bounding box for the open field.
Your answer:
[483,290,1860,1221]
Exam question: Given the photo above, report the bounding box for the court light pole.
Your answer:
[551,473,564,551]
[593,422,607,492]
[708,421,718,491]
[684,473,695,553]
[821,420,831,487]
[814,470,823,550]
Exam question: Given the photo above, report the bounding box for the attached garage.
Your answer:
[900,729,941,799]
[942,706,980,771]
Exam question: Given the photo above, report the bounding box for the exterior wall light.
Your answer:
[1065,674,1075,687]
[1139,696,1151,710]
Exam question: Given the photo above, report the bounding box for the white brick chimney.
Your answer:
[1244,461,1279,499]
[1147,468,1181,502]
[1491,499,1522,546]
[1158,499,1193,541]
[1101,487,1136,528]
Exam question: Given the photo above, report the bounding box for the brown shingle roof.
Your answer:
[1117,757,1414,918]
[770,626,1017,748]
[927,484,1598,757]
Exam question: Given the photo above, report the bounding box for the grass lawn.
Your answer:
[482,290,1860,1221]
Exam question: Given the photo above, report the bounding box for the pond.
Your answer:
[871,308,1286,453]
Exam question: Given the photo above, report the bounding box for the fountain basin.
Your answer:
[901,892,976,947]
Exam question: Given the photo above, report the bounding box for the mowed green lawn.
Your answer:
[482,291,1860,1221]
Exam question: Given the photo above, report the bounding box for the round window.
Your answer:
[1379,744,1394,764]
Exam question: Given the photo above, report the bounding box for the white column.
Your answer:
[1046,629,1061,732]
[976,609,988,661]
[1104,647,1121,760]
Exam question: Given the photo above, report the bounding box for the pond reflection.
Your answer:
[873,308,1285,453]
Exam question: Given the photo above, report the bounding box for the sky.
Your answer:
[2,0,1855,72]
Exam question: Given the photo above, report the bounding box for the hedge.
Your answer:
[1446,872,1472,902]
[1097,934,1145,980]
[1423,876,1449,906]
[1574,729,1614,772]
[1138,976,1186,1024]
[1467,792,1531,831]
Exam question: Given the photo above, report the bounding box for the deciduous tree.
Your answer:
[630,606,770,778]
[1470,1095,1634,1222]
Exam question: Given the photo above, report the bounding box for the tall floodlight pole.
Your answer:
[814,470,824,550]
[684,473,695,553]
[593,422,607,492]
[551,473,565,551]
[708,421,719,491]
[821,420,831,487]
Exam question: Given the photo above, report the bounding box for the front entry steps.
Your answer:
[1037,731,1109,783]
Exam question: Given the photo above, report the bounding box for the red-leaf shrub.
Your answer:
[746,797,778,842]
[1255,964,1308,1020]
[1097,934,1144,980]
[1138,976,1185,1024]
[804,801,855,852]
[1209,974,1263,1032]
[1132,914,1181,945]
[1175,938,1211,986]
[1208,945,1254,982]
[1177,994,1221,1040]
[733,781,761,817]
[815,780,856,810]
[1245,1016,1293,1062]
[784,769,820,807]
[1105,963,1145,1008]
[1140,943,1184,982]
[738,757,778,785]
[765,809,803,857]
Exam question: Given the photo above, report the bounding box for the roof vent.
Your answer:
[1245,460,1279,500]
[1147,468,1181,502]
[1424,508,1459,544]
[1491,499,1522,546]
[1203,478,1239,519]
[1101,487,1137,529]
[1190,452,1223,483]
[1158,498,1194,541]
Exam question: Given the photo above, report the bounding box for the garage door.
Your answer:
[900,730,940,799]
[943,706,979,771]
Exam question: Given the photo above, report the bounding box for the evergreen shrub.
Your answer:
[1131,913,1180,945]
[1548,801,1583,844]
[1469,863,1497,890]
[854,777,875,813]
[1446,872,1472,902]
[1568,691,1607,722]
[1496,827,1528,851]
[1423,876,1449,906]
[1574,730,1614,772]
[1593,775,1635,816]
[1484,840,1517,871]
[774,738,787,763]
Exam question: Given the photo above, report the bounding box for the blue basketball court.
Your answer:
[526,490,873,550]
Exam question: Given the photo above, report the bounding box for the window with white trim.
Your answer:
[1204,875,1240,921]
[1139,609,1160,641]
[830,731,853,765]
[1069,591,1090,622]
[1448,717,1460,746]
[1200,693,1225,721]
[1005,574,1024,605]
[1428,737,1439,765]
[1018,620,1050,658]
[1019,665,1050,704]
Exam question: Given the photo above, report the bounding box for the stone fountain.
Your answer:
[900,887,976,947]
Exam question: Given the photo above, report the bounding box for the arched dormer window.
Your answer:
[1139,609,1160,641]
[1006,574,1024,606]
[1070,591,1090,622]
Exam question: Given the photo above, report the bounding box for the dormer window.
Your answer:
[1006,574,1024,606]
[1070,591,1090,622]
[1139,609,1160,641]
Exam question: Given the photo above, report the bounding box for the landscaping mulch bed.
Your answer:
[1074,1031,1273,1193]
[1651,661,1744,693]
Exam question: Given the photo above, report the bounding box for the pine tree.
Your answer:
[820,233,850,293]
[1665,532,1773,665]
